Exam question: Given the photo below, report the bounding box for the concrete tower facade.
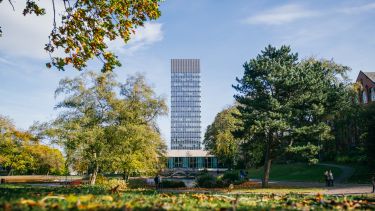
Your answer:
[171,59,201,150]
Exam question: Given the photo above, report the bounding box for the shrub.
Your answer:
[222,171,240,183]
[196,174,217,188]
[96,175,127,191]
[160,180,186,188]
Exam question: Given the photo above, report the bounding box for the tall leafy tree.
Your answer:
[1,0,162,72]
[106,74,167,180]
[48,71,167,184]
[203,106,242,168]
[233,45,350,187]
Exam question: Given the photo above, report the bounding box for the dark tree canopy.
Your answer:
[1,0,162,72]
[233,45,351,187]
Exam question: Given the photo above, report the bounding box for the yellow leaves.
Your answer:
[38,0,162,72]
[78,194,94,202]
[20,199,38,206]
[100,195,114,201]
[192,193,208,201]
[315,192,324,202]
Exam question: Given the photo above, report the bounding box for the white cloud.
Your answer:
[244,4,319,25]
[108,22,163,55]
[339,2,375,14]
[0,0,59,59]
[0,1,163,59]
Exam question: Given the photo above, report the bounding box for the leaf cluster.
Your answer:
[2,0,162,72]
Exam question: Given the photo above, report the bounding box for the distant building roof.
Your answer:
[363,72,375,82]
[167,150,214,157]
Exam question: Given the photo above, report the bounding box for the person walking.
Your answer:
[324,170,329,187]
[371,175,375,193]
[154,174,160,190]
[328,170,334,187]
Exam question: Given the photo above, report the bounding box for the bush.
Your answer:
[96,175,127,191]
[160,180,186,188]
[222,171,240,183]
[196,174,217,188]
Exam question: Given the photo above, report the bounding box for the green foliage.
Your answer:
[0,115,65,175]
[195,173,217,188]
[39,71,167,184]
[2,0,163,72]
[360,103,375,168]
[233,45,351,187]
[160,180,186,188]
[204,106,243,168]
[222,171,240,183]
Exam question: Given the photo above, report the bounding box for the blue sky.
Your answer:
[1,0,375,148]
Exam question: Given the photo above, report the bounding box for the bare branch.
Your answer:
[8,0,15,11]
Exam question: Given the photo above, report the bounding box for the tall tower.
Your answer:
[171,59,201,150]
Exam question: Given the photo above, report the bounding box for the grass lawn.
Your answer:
[246,163,342,183]
[347,164,375,184]
[1,184,374,210]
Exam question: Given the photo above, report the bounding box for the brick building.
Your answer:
[356,71,375,104]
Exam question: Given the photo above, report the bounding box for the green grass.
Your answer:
[347,164,375,184]
[0,184,374,210]
[246,163,342,183]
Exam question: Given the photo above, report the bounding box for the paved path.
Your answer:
[159,179,374,195]
[269,180,374,195]
[324,184,373,195]
[318,163,355,183]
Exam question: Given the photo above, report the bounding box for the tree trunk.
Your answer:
[90,165,99,185]
[123,171,129,182]
[262,142,272,188]
[7,169,12,176]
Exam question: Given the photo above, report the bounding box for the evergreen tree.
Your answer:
[233,45,350,187]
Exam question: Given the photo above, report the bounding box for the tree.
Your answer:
[1,0,162,72]
[26,144,66,175]
[203,106,242,168]
[360,103,375,169]
[0,115,65,175]
[47,71,167,184]
[106,74,167,180]
[233,45,350,187]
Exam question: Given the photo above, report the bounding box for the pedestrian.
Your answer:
[240,170,245,180]
[328,170,334,187]
[324,170,329,187]
[154,174,160,190]
[371,175,375,193]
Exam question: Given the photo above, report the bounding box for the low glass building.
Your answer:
[167,150,225,169]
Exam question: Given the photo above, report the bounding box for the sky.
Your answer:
[1,0,375,149]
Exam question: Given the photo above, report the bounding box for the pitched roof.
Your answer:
[363,72,375,82]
